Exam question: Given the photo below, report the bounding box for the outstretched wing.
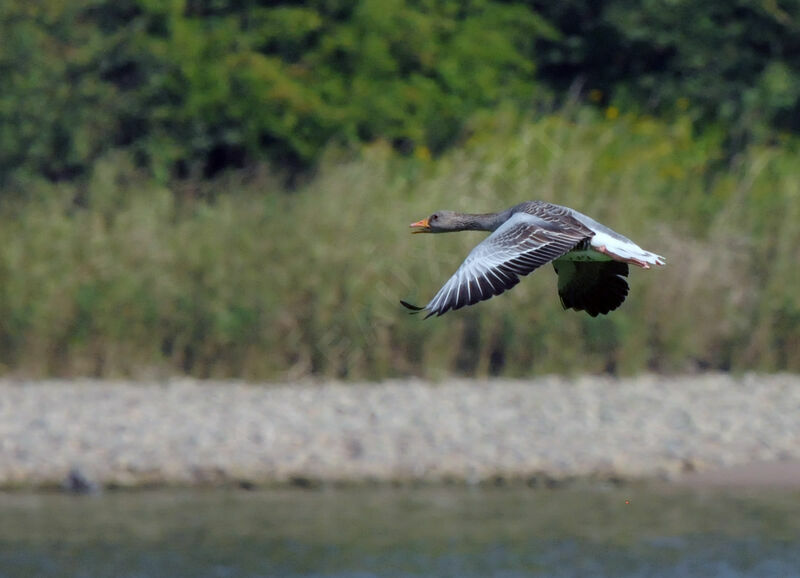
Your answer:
[404,212,592,318]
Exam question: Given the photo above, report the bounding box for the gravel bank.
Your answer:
[1,374,799,489]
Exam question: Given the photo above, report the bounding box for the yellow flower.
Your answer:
[605,106,619,120]
[414,145,431,161]
[589,89,603,102]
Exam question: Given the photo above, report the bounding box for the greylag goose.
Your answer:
[401,201,665,318]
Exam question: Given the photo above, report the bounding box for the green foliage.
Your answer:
[3,0,799,181]
[532,0,800,141]
[0,1,118,180]
[0,111,798,378]
[0,0,555,181]
[2,0,800,378]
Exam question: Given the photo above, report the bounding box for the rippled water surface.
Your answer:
[1,485,800,577]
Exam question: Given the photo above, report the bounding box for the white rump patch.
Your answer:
[589,231,666,268]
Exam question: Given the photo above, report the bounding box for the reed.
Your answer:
[1,109,797,379]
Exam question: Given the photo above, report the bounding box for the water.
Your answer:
[1,485,799,577]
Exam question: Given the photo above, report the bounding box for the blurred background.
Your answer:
[1,0,799,381]
[3,2,800,577]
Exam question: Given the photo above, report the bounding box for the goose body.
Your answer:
[402,201,665,318]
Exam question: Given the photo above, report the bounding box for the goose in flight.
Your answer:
[401,201,665,318]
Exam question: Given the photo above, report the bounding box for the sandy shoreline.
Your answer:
[1,374,799,490]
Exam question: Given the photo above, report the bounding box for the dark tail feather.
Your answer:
[400,300,425,314]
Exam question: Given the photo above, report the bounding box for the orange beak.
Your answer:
[410,217,431,233]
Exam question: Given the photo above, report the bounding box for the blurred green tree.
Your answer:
[1,0,555,182]
[532,0,800,143]
[1,0,799,184]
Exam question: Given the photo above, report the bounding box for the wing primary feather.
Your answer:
[400,300,424,313]
[469,278,483,303]
[478,272,494,294]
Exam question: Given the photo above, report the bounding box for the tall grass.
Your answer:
[1,108,798,379]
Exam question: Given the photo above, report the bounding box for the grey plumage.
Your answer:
[404,201,664,318]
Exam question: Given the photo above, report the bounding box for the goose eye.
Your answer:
[431,214,439,221]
